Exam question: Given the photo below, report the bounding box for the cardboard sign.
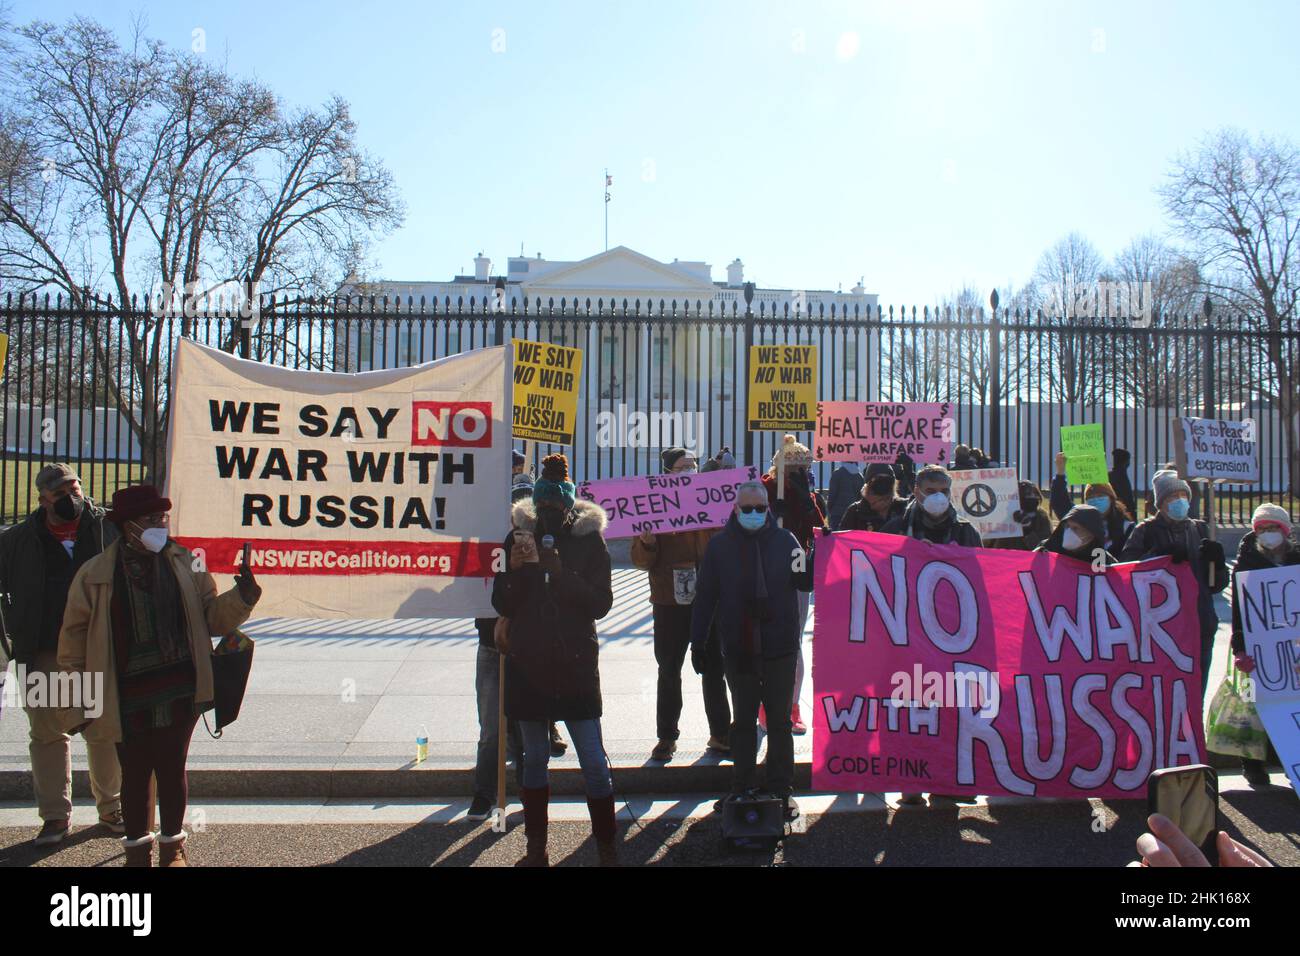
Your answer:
[1234,566,1300,793]
[577,466,759,538]
[166,339,509,619]
[813,532,1206,798]
[949,467,1021,540]
[815,401,952,465]
[1174,417,1260,484]
[511,338,583,444]
[1060,423,1108,484]
[0,332,8,383]
[747,344,817,431]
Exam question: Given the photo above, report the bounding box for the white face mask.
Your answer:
[921,492,949,517]
[136,526,169,553]
[1061,528,1088,552]
[1257,530,1285,550]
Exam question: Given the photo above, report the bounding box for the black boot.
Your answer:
[516,785,549,867]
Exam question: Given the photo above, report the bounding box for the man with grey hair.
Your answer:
[881,463,982,548]
[691,479,812,819]
[0,464,121,845]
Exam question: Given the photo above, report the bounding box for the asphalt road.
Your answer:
[2,785,1295,867]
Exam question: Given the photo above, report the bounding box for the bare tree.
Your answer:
[1161,128,1300,493]
[0,16,402,483]
[1027,232,1108,405]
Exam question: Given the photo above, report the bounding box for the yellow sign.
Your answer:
[0,332,7,383]
[747,344,817,431]
[511,338,583,445]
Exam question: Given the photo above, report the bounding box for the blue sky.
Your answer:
[11,0,1300,303]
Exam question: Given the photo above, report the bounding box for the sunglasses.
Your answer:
[739,505,768,514]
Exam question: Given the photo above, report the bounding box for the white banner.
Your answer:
[165,339,509,619]
[1236,566,1300,793]
[949,467,1021,540]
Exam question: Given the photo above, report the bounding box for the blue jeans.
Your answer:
[518,718,613,798]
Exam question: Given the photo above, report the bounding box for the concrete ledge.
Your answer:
[0,749,1248,800]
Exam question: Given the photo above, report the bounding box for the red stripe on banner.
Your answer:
[173,537,500,577]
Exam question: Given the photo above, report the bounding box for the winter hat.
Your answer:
[1083,481,1118,503]
[772,434,811,467]
[108,484,172,526]
[1252,503,1292,531]
[661,447,690,472]
[1112,448,1131,468]
[700,458,721,473]
[533,453,575,509]
[1151,469,1191,506]
[865,462,895,482]
[36,463,80,494]
[1018,479,1042,505]
[512,449,526,469]
[718,447,736,469]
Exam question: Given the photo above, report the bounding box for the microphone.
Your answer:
[541,534,554,584]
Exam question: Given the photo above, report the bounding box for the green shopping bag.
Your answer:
[1205,664,1270,761]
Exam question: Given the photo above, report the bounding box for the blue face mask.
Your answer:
[1086,496,1111,514]
[1166,498,1190,521]
[737,509,767,532]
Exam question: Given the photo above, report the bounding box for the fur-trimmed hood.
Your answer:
[510,498,608,537]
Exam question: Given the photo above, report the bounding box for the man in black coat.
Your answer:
[691,480,812,819]
[0,464,121,845]
[826,464,865,530]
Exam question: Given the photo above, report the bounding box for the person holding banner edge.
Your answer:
[492,454,618,867]
[1227,503,1297,787]
[1119,469,1227,707]
[633,447,732,763]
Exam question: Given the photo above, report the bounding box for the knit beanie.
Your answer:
[1151,469,1190,506]
[1252,502,1293,531]
[660,447,689,472]
[533,453,575,509]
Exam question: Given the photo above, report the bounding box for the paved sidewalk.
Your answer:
[0,567,815,796]
[0,573,1240,798]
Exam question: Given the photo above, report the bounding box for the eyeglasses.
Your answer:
[739,505,768,514]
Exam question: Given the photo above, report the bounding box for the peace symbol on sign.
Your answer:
[962,483,998,518]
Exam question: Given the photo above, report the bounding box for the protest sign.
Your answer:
[512,338,582,444]
[814,401,952,465]
[747,344,817,431]
[166,338,509,619]
[813,531,1206,798]
[949,467,1021,540]
[577,466,759,538]
[0,332,7,383]
[1174,417,1260,484]
[1234,566,1300,793]
[1060,423,1108,484]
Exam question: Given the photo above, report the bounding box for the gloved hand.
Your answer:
[820,524,832,537]
[1199,539,1225,565]
[234,554,262,606]
[771,497,787,518]
[1233,653,1256,674]
[1168,543,1189,564]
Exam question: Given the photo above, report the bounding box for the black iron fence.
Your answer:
[2,291,1297,526]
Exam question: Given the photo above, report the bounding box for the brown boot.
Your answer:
[157,832,189,867]
[122,833,154,868]
[515,786,549,867]
[587,793,619,866]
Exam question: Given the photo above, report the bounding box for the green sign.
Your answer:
[1060,423,1108,484]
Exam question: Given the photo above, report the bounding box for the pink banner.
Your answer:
[813,532,1207,798]
[576,466,760,539]
[814,401,953,464]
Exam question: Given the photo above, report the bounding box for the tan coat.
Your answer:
[631,528,717,605]
[57,539,254,744]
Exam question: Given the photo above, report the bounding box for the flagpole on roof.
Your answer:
[604,168,610,251]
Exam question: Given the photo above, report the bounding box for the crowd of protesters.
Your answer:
[0,432,1292,868]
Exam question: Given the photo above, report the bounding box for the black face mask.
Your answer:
[52,494,84,522]
[868,477,895,496]
[536,506,566,537]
